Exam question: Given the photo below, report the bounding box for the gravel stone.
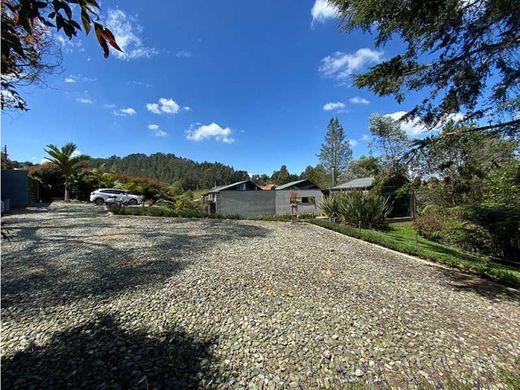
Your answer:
[2,202,520,388]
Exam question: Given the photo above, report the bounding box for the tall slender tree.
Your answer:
[44,143,90,201]
[318,117,353,186]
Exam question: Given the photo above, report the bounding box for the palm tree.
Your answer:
[44,143,90,201]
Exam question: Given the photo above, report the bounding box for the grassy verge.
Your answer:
[308,219,520,287]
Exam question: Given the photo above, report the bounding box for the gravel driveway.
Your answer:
[2,202,519,388]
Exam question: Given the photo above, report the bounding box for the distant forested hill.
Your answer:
[87,153,249,190]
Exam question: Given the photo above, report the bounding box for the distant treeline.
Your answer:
[87,153,249,190]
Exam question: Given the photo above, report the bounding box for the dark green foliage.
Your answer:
[460,204,520,262]
[320,194,342,223]
[250,174,270,186]
[300,165,330,189]
[420,123,518,207]
[271,165,299,185]
[483,160,520,208]
[319,117,353,186]
[115,206,177,218]
[28,162,65,200]
[43,143,90,201]
[330,0,520,135]
[87,153,249,191]
[308,220,520,287]
[338,191,392,228]
[342,156,381,182]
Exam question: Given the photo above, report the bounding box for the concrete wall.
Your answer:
[274,190,324,215]
[217,191,275,217]
[1,169,29,207]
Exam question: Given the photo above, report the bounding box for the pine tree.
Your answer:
[318,117,353,187]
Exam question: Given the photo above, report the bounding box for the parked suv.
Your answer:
[90,188,142,206]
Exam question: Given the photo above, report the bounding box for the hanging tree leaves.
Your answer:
[1,0,122,111]
[329,0,520,137]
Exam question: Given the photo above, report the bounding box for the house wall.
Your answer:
[217,191,275,217]
[1,169,29,207]
[274,190,324,215]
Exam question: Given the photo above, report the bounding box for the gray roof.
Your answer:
[332,176,375,190]
[274,179,322,190]
[206,180,262,194]
[274,180,306,190]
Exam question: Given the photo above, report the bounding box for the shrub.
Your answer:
[320,194,342,223]
[110,205,176,217]
[459,204,520,262]
[155,199,175,209]
[413,206,445,241]
[414,206,495,255]
[338,191,392,228]
[174,194,207,216]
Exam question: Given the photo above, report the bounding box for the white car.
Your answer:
[90,188,142,206]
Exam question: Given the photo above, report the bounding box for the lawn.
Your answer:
[308,220,520,287]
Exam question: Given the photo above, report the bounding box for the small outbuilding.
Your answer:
[204,178,325,217]
[332,176,415,219]
[204,180,274,217]
[274,179,324,215]
[1,169,42,210]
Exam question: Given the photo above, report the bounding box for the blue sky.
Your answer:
[3,0,431,176]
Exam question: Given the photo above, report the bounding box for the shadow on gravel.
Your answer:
[2,206,270,312]
[1,314,222,389]
[440,269,520,302]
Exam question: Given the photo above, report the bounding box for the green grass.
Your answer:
[308,220,520,287]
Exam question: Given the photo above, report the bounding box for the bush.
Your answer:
[174,194,207,216]
[338,191,392,228]
[247,213,316,222]
[320,194,342,223]
[110,205,176,217]
[460,204,520,262]
[413,206,445,241]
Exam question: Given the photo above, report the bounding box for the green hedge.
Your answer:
[110,205,241,220]
[308,219,520,287]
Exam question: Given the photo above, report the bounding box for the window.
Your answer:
[300,197,315,205]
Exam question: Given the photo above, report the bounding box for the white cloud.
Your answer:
[105,9,158,60]
[311,0,339,24]
[349,139,358,147]
[319,48,383,80]
[183,106,192,111]
[147,123,167,137]
[349,96,370,105]
[146,103,161,114]
[176,50,192,58]
[114,107,137,116]
[56,34,82,53]
[186,122,234,143]
[361,134,370,142]
[76,97,93,104]
[104,103,116,109]
[385,111,464,137]
[65,74,96,83]
[323,101,345,111]
[146,98,181,115]
[126,80,152,88]
[158,98,179,114]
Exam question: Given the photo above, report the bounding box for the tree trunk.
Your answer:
[64,179,70,202]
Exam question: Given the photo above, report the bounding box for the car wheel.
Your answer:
[94,198,104,206]
[128,199,138,206]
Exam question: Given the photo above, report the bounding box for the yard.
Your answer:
[2,202,520,388]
